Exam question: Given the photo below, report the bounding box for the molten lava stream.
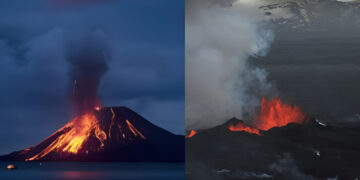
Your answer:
[186,130,197,138]
[253,97,307,131]
[228,123,261,135]
[26,113,107,161]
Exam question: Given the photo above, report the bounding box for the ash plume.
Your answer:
[186,0,275,129]
[67,30,110,115]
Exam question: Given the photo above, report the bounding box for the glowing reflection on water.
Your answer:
[0,162,184,180]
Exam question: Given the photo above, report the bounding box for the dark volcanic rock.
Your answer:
[0,107,184,162]
[186,118,360,179]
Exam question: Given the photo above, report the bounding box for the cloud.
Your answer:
[336,0,357,2]
[186,0,275,129]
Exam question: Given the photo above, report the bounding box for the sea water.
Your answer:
[0,162,184,180]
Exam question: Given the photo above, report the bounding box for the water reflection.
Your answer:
[58,171,105,179]
[0,162,184,180]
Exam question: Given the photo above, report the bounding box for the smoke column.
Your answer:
[186,0,275,129]
[68,30,110,115]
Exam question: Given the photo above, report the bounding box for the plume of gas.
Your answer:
[186,0,275,129]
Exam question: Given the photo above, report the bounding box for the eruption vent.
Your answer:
[17,33,113,160]
[68,32,109,115]
[253,97,307,131]
[228,97,307,135]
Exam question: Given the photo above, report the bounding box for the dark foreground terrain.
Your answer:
[186,118,360,180]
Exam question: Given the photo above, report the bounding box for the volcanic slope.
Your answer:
[0,107,184,162]
[186,118,360,179]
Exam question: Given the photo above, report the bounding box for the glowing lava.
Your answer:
[108,108,116,139]
[253,97,307,131]
[26,113,106,161]
[186,130,197,138]
[126,120,146,139]
[228,97,307,135]
[228,122,261,135]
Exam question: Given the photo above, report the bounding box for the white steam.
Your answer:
[186,0,275,129]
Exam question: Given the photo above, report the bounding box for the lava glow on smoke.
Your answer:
[228,97,307,135]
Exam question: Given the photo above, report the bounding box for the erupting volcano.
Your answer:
[0,77,184,162]
[0,106,184,162]
[0,40,184,162]
[1,74,184,162]
[186,97,307,137]
[186,98,360,179]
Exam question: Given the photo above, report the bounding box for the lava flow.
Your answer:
[228,97,307,135]
[228,122,261,135]
[26,112,106,161]
[186,130,197,138]
[25,77,109,161]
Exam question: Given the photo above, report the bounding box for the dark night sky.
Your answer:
[0,0,184,154]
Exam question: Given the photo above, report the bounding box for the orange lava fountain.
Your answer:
[253,97,307,131]
[228,97,307,135]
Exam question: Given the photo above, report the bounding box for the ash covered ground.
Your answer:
[186,118,360,180]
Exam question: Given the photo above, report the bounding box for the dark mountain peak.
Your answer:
[220,117,247,128]
[102,106,136,114]
[227,117,244,124]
